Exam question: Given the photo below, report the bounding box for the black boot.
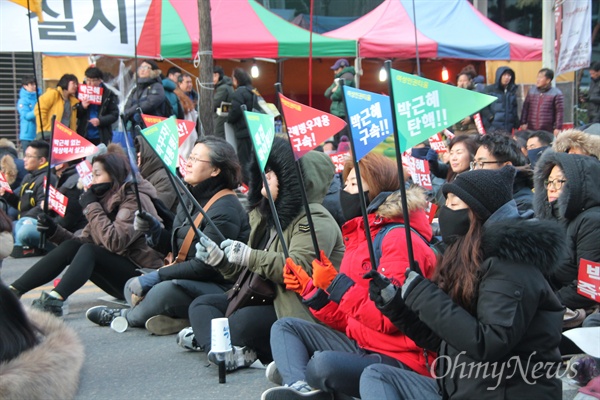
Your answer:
[31,291,64,317]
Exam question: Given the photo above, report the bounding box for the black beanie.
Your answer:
[442,166,516,222]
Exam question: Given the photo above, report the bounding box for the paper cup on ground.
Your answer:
[110,316,129,333]
[211,317,232,353]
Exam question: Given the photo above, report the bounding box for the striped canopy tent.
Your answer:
[137,0,357,59]
[324,0,542,61]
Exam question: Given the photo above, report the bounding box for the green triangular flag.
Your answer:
[244,111,275,172]
[390,69,496,151]
[140,116,179,175]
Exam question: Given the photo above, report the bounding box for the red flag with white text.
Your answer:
[278,93,347,160]
[51,121,98,167]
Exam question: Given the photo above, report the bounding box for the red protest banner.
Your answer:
[0,172,12,193]
[429,133,448,154]
[142,114,194,147]
[329,151,350,174]
[43,177,68,217]
[52,121,98,166]
[443,129,455,140]
[76,160,93,189]
[78,84,103,105]
[426,202,438,224]
[403,155,432,191]
[473,113,486,135]
[577,258,600,302]
[279,93,347,160]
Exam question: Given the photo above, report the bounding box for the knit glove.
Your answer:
[128,271,160,297]
[36,213,57,236]
[79,189,98,209]
[363,270,398,307]
[195,236,224,267]
[401,269,424,300]
[312,250,338,291]
[221,239,252,267]
[283,257,314,296]
[134,210,162,246]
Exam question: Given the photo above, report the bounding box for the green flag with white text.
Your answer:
[140,116,179,175]
[390,69,496,151]
[244,111,275,172]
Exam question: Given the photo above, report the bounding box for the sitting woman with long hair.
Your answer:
[361,166,565,400]
[9,145,164,316]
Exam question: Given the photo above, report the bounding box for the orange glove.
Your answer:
[312,250,338,291]
[283,257,311,295]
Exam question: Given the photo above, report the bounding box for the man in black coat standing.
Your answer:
[485,66,519,134]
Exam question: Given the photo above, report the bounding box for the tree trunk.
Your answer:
[198,0,214,136]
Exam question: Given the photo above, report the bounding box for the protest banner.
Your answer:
[244,111,275,172]
[141,114,195,147]
[78,84,103,105]
[429,133,448,154]
[278,94,346,160]
[51,121,98,167]
[76,160,94,189]
[43,177,68,218]
[329,151,350,174]
[343,86,393,161]
[577,258,600,301]
[0,172,12,193]
[140,116,179,175]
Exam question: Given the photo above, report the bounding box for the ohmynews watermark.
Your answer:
[430,351,578,390]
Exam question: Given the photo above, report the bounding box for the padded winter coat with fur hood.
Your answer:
[553,129,600,159]
[534,150,600,309]
[0,307,84,400]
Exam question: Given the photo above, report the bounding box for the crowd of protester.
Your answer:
[0,64,599,400]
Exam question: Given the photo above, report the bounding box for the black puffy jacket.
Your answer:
[485,66,519,133]
[378,215,565,399]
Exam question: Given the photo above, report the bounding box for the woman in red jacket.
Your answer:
[261,153,438,400]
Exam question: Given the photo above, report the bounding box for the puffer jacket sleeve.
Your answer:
[405,259,536,362]
[139,82,166,115]
[34,89,57,133]
[520,94,531,126]
[554,92,564,130]
[98,90,119,128]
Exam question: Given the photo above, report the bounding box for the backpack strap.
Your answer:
[174,189,235,263]
[373,223,434,267]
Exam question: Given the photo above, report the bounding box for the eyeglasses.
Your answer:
[469,160,502,170]
[544,179,567,190]
[24,154,41,159]
[187,155,211,164]
[138,65,152,71]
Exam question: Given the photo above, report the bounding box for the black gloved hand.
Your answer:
[37,213,57,236]
[363,269,398,307]
[79,189,98,209]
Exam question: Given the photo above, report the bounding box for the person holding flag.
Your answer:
[8,145,164,317]
[261,153,438,400]
[85,137,250,335]
[185,137,345,371]
[361,166,565,400]
[0,140,57,258]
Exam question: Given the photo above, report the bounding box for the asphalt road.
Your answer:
[1,256,582,400]
[1,256,274,400]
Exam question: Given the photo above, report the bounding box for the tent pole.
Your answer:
[308,0,314,107]
[412,0,421,76]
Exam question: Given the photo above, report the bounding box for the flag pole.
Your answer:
[26,0,44,142]
[384,60,422,276]
[133,124,225,243]
[274,83,320,260]
[339,81,378,270]
[242,107,289,258]
[121,115,143,212]
[39,115,56,250]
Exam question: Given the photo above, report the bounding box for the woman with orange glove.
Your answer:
[261,154,438,400]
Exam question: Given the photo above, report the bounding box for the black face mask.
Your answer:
[438,205,471,245]
[339,190,369,222]
[90,182,113,197]
[527,146,548,167]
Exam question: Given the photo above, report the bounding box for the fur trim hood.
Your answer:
[0,308,84,400]
[247,137,334,231]
[369,185,428,219]
[553,129,600,159]
[1,154,18,185]
[534,150,600,221]
[481,218,566,277]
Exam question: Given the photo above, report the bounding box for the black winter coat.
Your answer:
[156,176,251,292]
[76,82,119,145]
[378,217,565,399]
[228,85,254,139]
[534,151,600,309]
[54,165,87,233]
[587,77,600,123]
[3,165,57,219]
[485,66,519,133]
[123,76,166,124]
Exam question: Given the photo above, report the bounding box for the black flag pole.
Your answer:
[26,0,44,142]
[39,115,56,250]
[384,60,422,276]
[274,83,320,260]
[120,115,143,212]
[242,106,290,258]
[134,124,225,243]
[339,81,379,270]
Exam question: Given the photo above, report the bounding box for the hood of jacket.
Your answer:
[481,217,566,277]
[19,86,40,102]
[136,135,163,179]
[534,150,600,221]
[0,307,84,399]
[247,137,334,231]
[494,66,516,90]
[335,65,356,79]
[162,77,176,92]
[217,75,233,89]
[553,129,600,159]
